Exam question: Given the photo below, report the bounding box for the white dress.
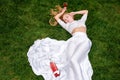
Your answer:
[27,12,93,80]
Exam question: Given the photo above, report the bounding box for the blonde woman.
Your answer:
[27,6,93,80]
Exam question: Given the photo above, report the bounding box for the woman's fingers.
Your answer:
[62,7,67,11]
[68,12,75,17]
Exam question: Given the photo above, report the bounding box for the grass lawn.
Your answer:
[0,0,120,80]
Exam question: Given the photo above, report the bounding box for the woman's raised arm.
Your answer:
[69,10,88,23]
[69,10,88,16]
[54,7,67,20]
[54,7,68,30]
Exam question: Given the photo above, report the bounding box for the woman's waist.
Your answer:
[72,32,87,37]
[71,26,86,34]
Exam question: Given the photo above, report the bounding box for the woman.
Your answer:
[27,6,93,80]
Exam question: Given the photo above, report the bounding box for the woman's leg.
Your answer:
[67,34,92,80]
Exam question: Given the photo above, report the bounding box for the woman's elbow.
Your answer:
[54,15,59,21]
[85,10,88,14]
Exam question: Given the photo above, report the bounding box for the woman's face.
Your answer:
[63,14,74,23]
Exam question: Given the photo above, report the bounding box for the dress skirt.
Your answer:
[27,32,93,80]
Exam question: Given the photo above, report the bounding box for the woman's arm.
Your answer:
[69,10,88,23]
[54,7,67,20]
[74,10,88,15]
[54,7,68,30]
[69,10,88,16]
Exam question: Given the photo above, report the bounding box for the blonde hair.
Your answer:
[49,5,64,26]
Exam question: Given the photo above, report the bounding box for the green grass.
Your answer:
[0,0,120,80]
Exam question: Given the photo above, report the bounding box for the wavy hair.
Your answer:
[49,5,65,26]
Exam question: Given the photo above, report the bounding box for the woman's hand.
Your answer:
[68,12,76,17]
[62,7,67,13]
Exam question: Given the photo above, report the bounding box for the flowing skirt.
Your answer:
[27,32,93,80]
